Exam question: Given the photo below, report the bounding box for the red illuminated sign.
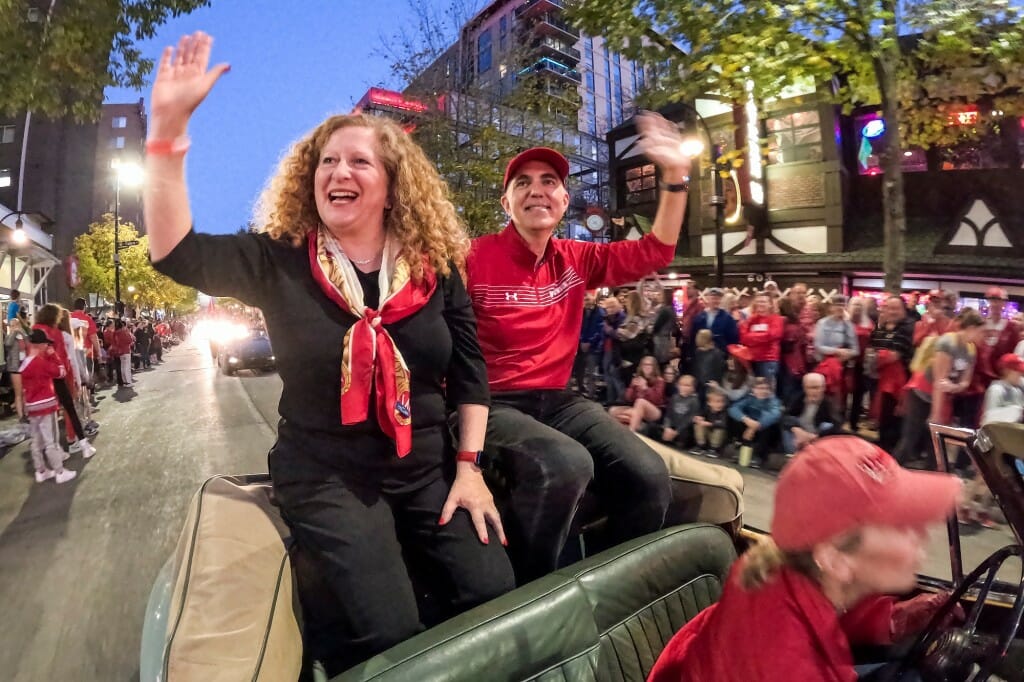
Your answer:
[947,108,979,126]
[362,87,428,113]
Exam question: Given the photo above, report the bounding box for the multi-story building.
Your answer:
[607,89,1024,309]
[403,0,646,237]
[0,100,147,306]
[93,100,147,236]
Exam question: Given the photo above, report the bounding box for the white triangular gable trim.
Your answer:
[949,223,978,247]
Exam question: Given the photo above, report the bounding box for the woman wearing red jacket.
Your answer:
[740,292,784,388]
[649,436,962,682]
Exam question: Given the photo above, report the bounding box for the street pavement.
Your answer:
[0,337,1018,680]
[0,338,275,682]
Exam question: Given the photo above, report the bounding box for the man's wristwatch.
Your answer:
[659,176,690,193]
[456,450,489,467]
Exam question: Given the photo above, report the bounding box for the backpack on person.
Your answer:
[909,334,940,374]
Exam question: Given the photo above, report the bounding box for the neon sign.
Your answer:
[948,109,979,126]
[361,87,428,113]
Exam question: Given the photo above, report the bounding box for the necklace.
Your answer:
[348,254,376,266]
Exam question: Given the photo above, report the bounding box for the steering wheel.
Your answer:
[888,544,1024,681]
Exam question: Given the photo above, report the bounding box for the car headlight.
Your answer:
[228,356,239,364]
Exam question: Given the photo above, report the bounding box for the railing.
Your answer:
[530,57,581,83]
[536,35,581,62]
[514,0,565,20]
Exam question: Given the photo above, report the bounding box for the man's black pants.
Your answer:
[485,390,671,584]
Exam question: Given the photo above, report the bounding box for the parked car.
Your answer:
[217,330,275,375]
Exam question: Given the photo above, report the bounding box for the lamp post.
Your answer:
[111,159,143,316]
[672,104,727,287]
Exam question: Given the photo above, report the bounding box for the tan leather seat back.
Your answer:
[162,475,302,682]
[637,435,745,526]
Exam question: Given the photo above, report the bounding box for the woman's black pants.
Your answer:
[271,450,515,676]
[52,378,84,441]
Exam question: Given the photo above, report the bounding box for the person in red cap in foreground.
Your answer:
[465,112,691,582]
[649,436,962,682]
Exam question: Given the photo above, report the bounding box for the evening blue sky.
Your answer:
[104,0,426,234]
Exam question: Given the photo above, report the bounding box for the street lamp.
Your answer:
[111,159,144,316]
[673,104,728,287]
[0,211,31,246]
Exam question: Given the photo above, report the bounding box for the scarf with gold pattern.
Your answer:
[308,228,436,456]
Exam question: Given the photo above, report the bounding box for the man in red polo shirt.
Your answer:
[466,112,692,582]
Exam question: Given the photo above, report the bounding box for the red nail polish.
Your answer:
[438,516,445,525]
[501,539,508,547]
[483,537,489,544]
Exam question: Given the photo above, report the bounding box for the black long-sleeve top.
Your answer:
[869,317,916,369]
[153,230,489,487]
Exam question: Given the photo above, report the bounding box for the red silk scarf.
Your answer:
[308,229,436,456]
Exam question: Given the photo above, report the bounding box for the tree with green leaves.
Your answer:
[0,0,210,121]
[570,0,1024,289]
[73,215,197,313]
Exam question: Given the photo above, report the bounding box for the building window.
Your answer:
[499,16,507,50]
[477,29,492,74]
[766,110,822,165]
[111,136,126,149]
[623,163,657,205]
[0,169,10,188]
[0,125,14,144]
[112,116,127,129]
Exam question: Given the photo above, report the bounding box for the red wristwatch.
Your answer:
[456,450,488,467]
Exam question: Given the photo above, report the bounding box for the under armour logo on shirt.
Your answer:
[505,292,519,302]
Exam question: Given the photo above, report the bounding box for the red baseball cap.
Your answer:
[503,147,570,190]
[771,436,961,552]
[997,353,1024,374]
[986,286,1008,301]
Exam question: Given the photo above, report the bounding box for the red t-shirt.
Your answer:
[467,223,675,392]
[649,561,896,682]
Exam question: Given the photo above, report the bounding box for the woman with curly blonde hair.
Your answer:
[143,32,513,672]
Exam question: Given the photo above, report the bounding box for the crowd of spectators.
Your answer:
[575,281,1024,524]
[1,291,189,485]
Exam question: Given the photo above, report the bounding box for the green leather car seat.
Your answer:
[334,523,736,682]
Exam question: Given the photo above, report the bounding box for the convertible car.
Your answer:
[139,425,1024,682]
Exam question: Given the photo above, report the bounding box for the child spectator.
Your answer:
[661,363,679,399]
[781,372,841,455]
[713,347,753,403]
[981,353,1024,425]
[692,387,729,458]
[608,355,666,432]
[651,375,700,448]
[691,329,725,405]
[728,376,782,468]
[22,330,77,484]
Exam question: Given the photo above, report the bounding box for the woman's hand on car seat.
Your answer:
[440,464,507,546]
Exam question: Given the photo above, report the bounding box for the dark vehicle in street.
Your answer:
[216,330,276,375]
